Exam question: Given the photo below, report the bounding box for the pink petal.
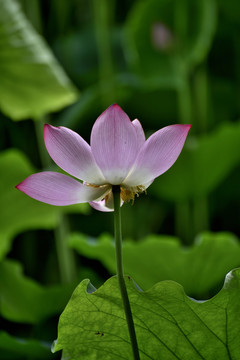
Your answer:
[90,104,138,185]
[124,124,191,186]
[44,125,106,185]
[16,172,111,206]
[132,119,145,149]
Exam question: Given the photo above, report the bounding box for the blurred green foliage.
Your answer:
[0,0,78,120]
[0,0,240,359]
[0,331,53,360]
[0,259,74,324]
[69,231,240,298]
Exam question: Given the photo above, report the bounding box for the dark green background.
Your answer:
[0,0,239,359]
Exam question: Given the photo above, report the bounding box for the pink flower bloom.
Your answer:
[16,104,191,212]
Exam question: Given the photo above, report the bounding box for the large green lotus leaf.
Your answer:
[151,121,240,201]
[0,331,53,359]
[0,0,78,120]
[0,259,74,323]
[69,232,240,297]
[0,149,87,260]
[124,0,216,88]
[54,269,240,359]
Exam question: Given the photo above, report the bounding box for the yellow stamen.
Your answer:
[85,182,147,206]
[120,185,146,204]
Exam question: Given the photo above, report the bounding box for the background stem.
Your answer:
[34,119,51,168]
[175,79,193,243]
[34,117,77,284]
[193,65,209,134]
[54,214,77,284]
[93,0,116,107]
[113,186,140,360]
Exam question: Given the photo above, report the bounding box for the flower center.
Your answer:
[86,182,147,207]
[120,185,146,204]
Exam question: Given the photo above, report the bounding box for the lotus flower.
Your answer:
[16,104,191,211]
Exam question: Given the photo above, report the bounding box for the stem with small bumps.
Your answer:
[112,186,140,360]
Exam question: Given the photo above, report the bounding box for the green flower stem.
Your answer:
[112,186,140,360]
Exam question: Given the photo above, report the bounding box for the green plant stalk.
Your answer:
[51,0,71,36]
[193,197,209,235]
[34,119,52,168]
[177,78,193,126]
[192,65,209,233]
[176,79,192,243]
[20,0,42,33]
[34,118,77,284]
[175,201,192,245]
[54,213,77,284]
[93,0,116,107]
[193,65,209,134]
[112,186,140,360]
[174,0,188,42]
[174,1,210,239]
[27,0,76,284]
[176,79,209,240]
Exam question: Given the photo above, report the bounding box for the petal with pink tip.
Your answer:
[124,124,191,186]
[44,125,106,185]
[90,104,138,185]
[89,199,113,212]
[90,189,114,212]
[89,191,124,212]
[132,119,145,149]
[16,172,111,206]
